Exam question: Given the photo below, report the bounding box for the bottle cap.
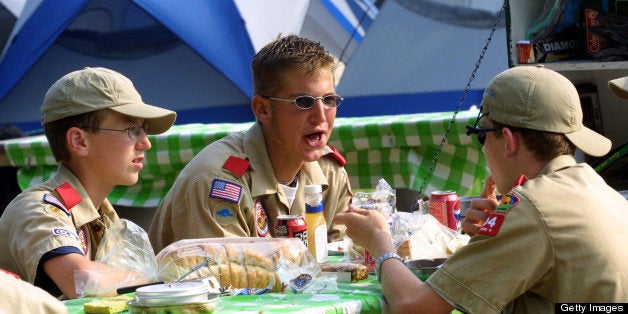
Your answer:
[304,184,322,194]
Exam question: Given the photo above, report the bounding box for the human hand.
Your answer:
[333,204,394,257]
[461,176,499,236]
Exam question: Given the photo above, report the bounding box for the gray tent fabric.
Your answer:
[336,0,508,118]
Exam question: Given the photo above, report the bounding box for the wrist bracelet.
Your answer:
[375,252,405,282]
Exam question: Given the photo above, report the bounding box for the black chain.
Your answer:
[414,1,506,203]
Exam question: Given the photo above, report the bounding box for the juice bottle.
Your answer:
[304,184,328,263]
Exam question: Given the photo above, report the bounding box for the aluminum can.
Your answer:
[429,190,461,230]
[275,215,308,247]
[364,250,376,273]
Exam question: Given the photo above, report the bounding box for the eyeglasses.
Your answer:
[79,123,148,142]
[263,95,343,109]
[465,125,502,145]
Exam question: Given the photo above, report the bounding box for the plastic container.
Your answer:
[129,281,218,313]
[304,184,328,263]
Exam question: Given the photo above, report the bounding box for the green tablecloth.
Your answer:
[3,110,488,208]
[63,278,383,314]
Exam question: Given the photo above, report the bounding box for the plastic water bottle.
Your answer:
[304,184,328,263]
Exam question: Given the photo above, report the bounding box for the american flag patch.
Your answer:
[210,179,242,203]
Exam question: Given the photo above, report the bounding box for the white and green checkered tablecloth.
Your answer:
[3,110,488,208]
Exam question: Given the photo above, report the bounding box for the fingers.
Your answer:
[480,175,497,201]
[461,197,498,236]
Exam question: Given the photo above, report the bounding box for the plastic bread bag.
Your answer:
[392,211,470,261]
[75,219,158,297]
[155,237,321,293]
[352,178,396,222]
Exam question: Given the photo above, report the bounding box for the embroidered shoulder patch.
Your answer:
[213,202,237,226]
[43,194,71,216]
[222,156,250,177]
[52,228,79,241]
[495,192,520,214]
[210,179,242,203]
[477,212,506,237]
[77,226,89,254]
[254,200,269,237]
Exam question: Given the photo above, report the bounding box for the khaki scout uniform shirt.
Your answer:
[0,164,118,288]
[0,270,68,313]
[427,155,628,313]
[149,123,352,252]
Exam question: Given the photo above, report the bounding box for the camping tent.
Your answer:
[336,0,509,118]
[0,0,24,53]
[0,0,378,132]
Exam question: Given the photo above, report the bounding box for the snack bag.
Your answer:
[75,219,158,297]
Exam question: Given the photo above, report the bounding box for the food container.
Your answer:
[128,281,218,313]
[405,258,447,281]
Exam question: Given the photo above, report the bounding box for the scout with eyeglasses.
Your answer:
[0,67,176,300]
[334,65,627,313]
[149,35,353,252]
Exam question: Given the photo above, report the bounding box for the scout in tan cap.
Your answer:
[0,67,176,299]
[334,65,628,313]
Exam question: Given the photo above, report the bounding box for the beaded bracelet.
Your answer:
[375,252,405,282]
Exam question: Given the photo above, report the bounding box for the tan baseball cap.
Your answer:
[41,67,176,134]
[608,76,628,100]
[481,65,611,157]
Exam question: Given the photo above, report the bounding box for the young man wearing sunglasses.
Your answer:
[0,67,176,300]
[334,65,628,313]
[149,35,352,252]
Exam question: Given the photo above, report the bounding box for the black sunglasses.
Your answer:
[263,95,343,109]
[465,125,502,145]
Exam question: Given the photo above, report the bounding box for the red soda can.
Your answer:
[364,250,376,273]
[429,190,461,230]
[275,215,308,247]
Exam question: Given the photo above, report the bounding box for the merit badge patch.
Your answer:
[77,226,89,254]
[43,194,71,216]
[213,202,237,226]
[495,192,520,214]
[210,179,242,203]
[478,212,506,237]
[254,200,269,237]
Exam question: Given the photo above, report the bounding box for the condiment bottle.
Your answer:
[304,184,328,263]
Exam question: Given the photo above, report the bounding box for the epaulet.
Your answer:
[326,145,346,166]
[222,155,250,177]
[54,182,82,210]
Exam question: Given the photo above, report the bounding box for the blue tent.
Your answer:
[0,0,378,133]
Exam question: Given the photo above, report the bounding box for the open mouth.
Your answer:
[306,132,323,146]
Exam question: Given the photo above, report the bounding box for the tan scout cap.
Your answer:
[481,65,611,157]
[41,67,176,134]
[608,76,628,100]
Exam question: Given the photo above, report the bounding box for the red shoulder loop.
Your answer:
[55,182,82,210]
[1,269,20,279]
[512,175,528,188]
[223,156,250,177]
[327,145,346,166]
